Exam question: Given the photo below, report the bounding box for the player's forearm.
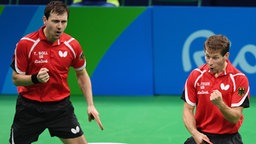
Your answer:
[183,110,199,136]
[183,103,200,137]
[216,102,242,124]
[76,69,94,106]
[81,85,94,106]
[12,72,34,86]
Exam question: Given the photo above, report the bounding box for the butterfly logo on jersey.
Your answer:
[220,83,230,90]
[71,126,80,134]
[59,51,68,58]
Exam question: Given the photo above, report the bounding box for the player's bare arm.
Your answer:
[183,103,211,144]
[210,90,243,124]
[75,68,94,106]
[12,67,49,86]
[75,68,103,130]
[12,71,34,86]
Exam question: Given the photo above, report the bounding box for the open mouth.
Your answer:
[209,68,215,72]
[56,31,62,36]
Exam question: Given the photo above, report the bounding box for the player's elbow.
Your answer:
[227,115,242,124]
[12,76,19,86]
[232,117,241,124]
[12,72,23,86]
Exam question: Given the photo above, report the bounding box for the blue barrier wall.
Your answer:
[1,6,255,96]
[153,6,256,96]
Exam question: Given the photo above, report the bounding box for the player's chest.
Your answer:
[196,76,233,95]
[29,46,73,68]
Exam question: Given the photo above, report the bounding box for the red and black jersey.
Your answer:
[11,26,86,102]
[181,60,250,134]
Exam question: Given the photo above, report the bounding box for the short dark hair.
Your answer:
[204,35,230,56]
[44,0,69,19]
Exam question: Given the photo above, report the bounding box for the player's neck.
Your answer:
[214,61,228,78]
[43,27,56,43]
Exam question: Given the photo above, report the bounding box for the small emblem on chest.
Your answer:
[220,83,230,90]
[59,51,68,57]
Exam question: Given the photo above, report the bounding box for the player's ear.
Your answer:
[43,16,47,25]
[224,52,230,59]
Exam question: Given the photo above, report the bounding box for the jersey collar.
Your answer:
[224,60,233,74]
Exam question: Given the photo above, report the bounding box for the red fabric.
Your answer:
[184,60,249,134]
[13,26,86,102]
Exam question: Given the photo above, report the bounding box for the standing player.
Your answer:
[181,35,250,144]
[9,1,102,143]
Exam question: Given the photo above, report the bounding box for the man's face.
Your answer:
[205,47,228,75]
[43,12,68,43]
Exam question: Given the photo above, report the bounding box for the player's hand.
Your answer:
[37,68,50,83]
[202,137,213,144]
[88,105,98,121]
[88,106,104,130]
[210,90,223,106]
[193,132,212,144]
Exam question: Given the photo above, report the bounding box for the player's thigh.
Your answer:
[60,135,87,144]
[47,100,84,138]
[10,126,45,144]
[10,96,46,143]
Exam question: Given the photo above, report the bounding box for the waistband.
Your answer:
[18,94,70,105]
[200,130,239,138]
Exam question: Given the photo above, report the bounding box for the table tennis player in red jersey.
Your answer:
[181,34,250,144]
[9,1,103,144]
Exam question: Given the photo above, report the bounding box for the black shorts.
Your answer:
[184,131,243,144]
[9,95,84,144]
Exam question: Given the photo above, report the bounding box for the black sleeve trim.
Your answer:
[181,90,186,101]
[10,60,16,72]
[241,96,250,108]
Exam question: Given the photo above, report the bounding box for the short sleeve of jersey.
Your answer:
[69,39,86,71]
[232,74,250,108]
[12,40,29,74]
[181,69,199,106]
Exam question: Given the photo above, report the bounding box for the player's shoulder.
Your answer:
[227,63,246,76]
[62,33,72,39]
[191,64,207,74]
[62,33,76,41]
[226,64,249,84]
[186,64,208,82]
[62,33,80,46]
[20,31,39,42]
[16,31,39,49]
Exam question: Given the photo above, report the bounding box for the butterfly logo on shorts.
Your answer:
[71,126,80,134]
